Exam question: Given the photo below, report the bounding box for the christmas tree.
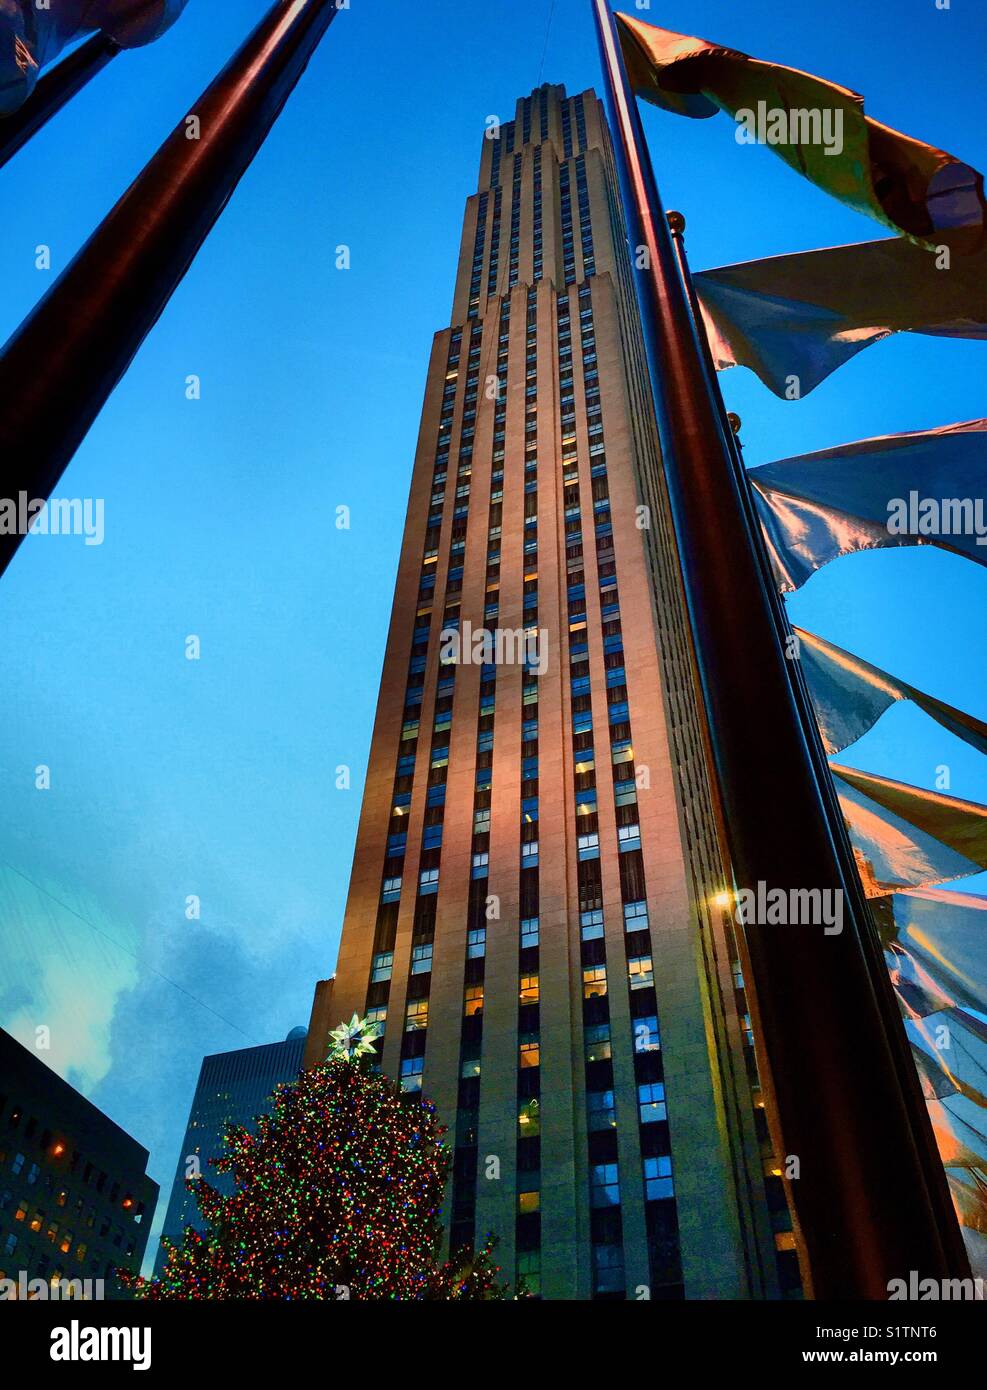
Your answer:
[124,1017,513,1300]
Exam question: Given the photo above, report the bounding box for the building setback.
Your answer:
[306,84,797,1300]
[0,1027,158,1296]
[153,1028,307,1276]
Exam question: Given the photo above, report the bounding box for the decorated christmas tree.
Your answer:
[124,1017,512,1300]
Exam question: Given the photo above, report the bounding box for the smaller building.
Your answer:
[0,1027,158,1297]
[154,1028,307,1275]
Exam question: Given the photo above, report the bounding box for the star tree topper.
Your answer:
[328,1012,380,1061]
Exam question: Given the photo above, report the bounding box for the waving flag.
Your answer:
[617,12,985,252]
[833,765,987,895]
[797,626,987,758]
[695,238,987,398]
[750,419,987,591]
[879,887,987,1272]
[1,0,187,114]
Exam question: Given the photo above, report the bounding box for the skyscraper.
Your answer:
[305,84,795,1301]
[153,1028,306,1276]
[0,1027,158,1296]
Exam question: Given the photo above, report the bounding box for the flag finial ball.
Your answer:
[666,210,686,234]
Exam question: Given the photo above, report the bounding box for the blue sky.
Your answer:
[0,0,984,1269]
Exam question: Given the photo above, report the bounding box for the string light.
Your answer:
[122,1045,512,1301]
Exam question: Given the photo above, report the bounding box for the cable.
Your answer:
[537,0,557,86]
[0,858,258,1043]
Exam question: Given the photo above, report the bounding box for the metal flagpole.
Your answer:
[0,33,120,173]
[592,0,969,1297]
[0,0,341,581]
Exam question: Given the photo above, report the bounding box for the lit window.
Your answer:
[518,1099,541,1136]
[582,965,607,999]
[627,955,654,989]
[464,985,484,1017]
[518,1190,540,1214]
[405,999,429,1031]
[518,1037,540,1069]
[519,974,540,1004]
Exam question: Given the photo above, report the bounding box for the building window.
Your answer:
[381,876,402,904]
[411,942,433,975]
[634,1016,661,1052]
[590,1163,621,1208]
[592,1243,624,1294]
[623,900,649,929]
[584,1023,611,1063]
[582,965,607,999]
[587,1090,617,1131]
[638,1081,667,1124]
[405,999,429,1031]
[400,1056,424,1093]
[519,1035,540,1069]
[467,928,486,959]
[519,974,540,1004]
[644,1155,674,1201]
[418,867,440,895]
[520,916,539,948]
[518,1099,541,1137]
[627,955,654,990]
[464,985,484,1017]
[518,1190,540,1214]
[580,908,604,940]
[370,951,393,984]
[617,823,641,853]
[517,1251,541,1296]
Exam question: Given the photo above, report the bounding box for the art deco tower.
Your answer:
[305,84,796,1301]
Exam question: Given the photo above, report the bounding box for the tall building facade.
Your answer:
[0,1028,158,1295]
[153,1028,306,1275]
[306,84,796,1300]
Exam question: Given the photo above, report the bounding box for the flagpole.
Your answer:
[592,0,969,1297]
[0,33,120,172]
[0,0,341,582]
